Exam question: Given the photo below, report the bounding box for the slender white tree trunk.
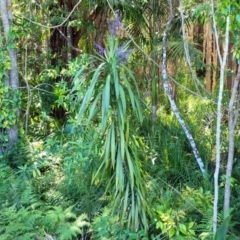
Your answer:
[224,64,240,218]
[0,0,19,151]
[211,0,230,233]
[162,0,205,176]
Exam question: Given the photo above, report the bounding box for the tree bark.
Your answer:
[205,22,213,92]
[226,44,237,90]
[212,33,218,90]
[224,64,240,219]
[167,60,177,101]
[0,0,19,152]
[211,0,230,232]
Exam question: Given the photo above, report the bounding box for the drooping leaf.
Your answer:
[214,216,232,240]
[110,122,116,167]
[101,75,111,131]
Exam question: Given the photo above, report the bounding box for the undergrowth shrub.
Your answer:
[139,102,217,238]
[152,186,213,239]
[91,207,148,240]
[143,112,204,187]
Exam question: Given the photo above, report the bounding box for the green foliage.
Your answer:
[0,161,90,240]
[214,215,231,240]
[0,204,89,240]
[198,211,236,240]
[152,186,213,239]
[155,208,196,239]
[213,0,240,62]
[144,111,205,186]
[181,186,213,213]
[50,126,103,215]
[0,40,21,150]
[92,207,148,240]
[0,163,37,208]
[1,0,240,239]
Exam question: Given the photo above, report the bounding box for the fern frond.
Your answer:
[75,213,90,228]
[56,223,80,240]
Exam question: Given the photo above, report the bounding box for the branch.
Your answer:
[56,27,82,53]
[223,64,240,221]
[21,0,83,29]
[230,65,240,127]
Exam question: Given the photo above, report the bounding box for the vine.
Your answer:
[0,28,21,153]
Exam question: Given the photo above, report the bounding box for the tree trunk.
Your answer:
[49,0,82,65]
[211,0,230,232]
[0,0,20,153]
[163,0,205,176]
[48,1,106,120]
[224,64,240,219]
[226,43,237,90]
[194,24,206,79]
[167,60,177,101]
[212,33,218,90]
[205,22,213,92]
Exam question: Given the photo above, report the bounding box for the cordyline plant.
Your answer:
[71,13,150,232]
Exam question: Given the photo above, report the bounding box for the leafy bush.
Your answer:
[92,207,148,240]
[152,186,213,239]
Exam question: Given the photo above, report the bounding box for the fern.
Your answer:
[0,204,90,239]
[42,206,90,239]
[56,223,81,240]
[0,205,41,239]
[0,163,40,209]
[197,210,225,240]
[75,213,91,228]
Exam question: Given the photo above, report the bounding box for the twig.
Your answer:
[57,27,82,53]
